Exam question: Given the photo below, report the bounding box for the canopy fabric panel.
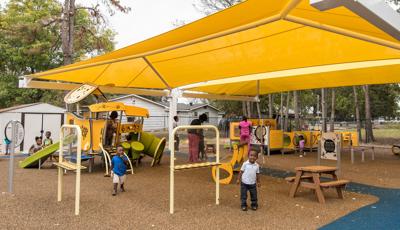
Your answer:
[28,0,400,94]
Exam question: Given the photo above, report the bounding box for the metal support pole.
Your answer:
[351,147,354,164]
[7,120,17,194]
[372,146,375,161]
[317,140,321,165]
[168,89,179,152]
[337,137,341,176]
[361,149,365,162]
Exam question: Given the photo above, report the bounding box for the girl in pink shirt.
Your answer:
[239,116,252,154]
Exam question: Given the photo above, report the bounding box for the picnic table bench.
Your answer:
[286,165,350,204]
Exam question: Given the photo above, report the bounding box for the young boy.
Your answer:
[111,145,128,196]
[43,131,53,147]
[237,150,261,211]
[43,131,54,161]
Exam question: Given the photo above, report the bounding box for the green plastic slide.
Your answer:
[19,142,59,168]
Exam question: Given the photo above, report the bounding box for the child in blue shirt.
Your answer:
[237,150,261,211]
[111,145,128,196]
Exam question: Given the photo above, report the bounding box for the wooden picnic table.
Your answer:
[288,165,349,204]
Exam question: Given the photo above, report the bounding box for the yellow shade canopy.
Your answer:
[26,0,400,96]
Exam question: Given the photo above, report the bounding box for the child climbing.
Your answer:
[237,150,261,211]
[111,145,128,196]
[239,116,252,154]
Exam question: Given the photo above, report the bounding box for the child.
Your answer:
[298,135,305,157]
[43,131,54,161]
[43,131,53,147]
[237,150,261,211]
[239,116,252,154]
[29,136,43,155]
[111,145,128,196]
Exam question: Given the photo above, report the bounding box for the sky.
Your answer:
[85,0,205,49]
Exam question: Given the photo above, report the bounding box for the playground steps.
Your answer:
[54,161,87,171]
[174,162,221,171]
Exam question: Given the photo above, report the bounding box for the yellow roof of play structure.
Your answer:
[89,102,149,117]
[27,0,400,96]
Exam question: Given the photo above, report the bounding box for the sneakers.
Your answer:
[251,206,258,211]
[241,206,248,211]
[112,191,116,196]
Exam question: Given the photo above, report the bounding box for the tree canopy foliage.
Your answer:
[0,0,115,108]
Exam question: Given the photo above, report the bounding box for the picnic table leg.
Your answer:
[289,170,302,198]
[312,173,325,204]
[331,172,344,199]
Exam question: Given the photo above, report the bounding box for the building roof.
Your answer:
[0,103,41,113]
[0,103,65,114]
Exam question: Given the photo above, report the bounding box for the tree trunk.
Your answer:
[246,101,251,118]
[268,94,273,118]
[293,91,299,130]
[353,86,362,142]
[61,0,75,65]
[280,93,284,130]
[363,85,374,143]
[321,88,327,132]
[284,92,290,131]
[330,88,335,132]
[242,101,247,116]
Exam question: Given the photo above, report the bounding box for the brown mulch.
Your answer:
[0,154,377,230]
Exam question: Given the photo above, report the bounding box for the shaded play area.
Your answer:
[2,0,400,229]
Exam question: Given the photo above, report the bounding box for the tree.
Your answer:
[353,86,362,143]
[0,0,115,108]
[193,0,242,15]
[293,90,300,130]
[61,0,129,64]
[321,88,327,132]
[363,85,374,143]
[284,92,290,131]
[330,88,335,132]
[268,94,273,118]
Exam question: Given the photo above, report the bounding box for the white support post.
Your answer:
[372,146,375,161]
[7,120,17,194]
[168,89,179,153]
[362,149,365,162]
[351,147,354,164]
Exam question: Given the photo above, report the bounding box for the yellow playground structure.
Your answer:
[228,118,358,153]
[20,84,166,174]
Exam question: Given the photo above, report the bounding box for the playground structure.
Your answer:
[170,125,220,214]
[229,119,359,154]
[211,143,248,184]
[19,84,167,174]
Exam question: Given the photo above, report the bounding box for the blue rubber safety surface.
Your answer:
[0,153,29,159]
[260,167,400,230]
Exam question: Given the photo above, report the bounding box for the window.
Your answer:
[194,112,198,117]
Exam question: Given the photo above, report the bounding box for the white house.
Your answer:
[110,95,224,131]
[0,103,65,153]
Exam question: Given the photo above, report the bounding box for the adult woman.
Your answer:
[188,113,208,162]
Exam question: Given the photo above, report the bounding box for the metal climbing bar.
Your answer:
[170,125,220,214]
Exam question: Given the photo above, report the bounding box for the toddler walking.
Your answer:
[111,145,128,196]
[237,150,261,211]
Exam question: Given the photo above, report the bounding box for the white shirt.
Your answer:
[240,160,260,185]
